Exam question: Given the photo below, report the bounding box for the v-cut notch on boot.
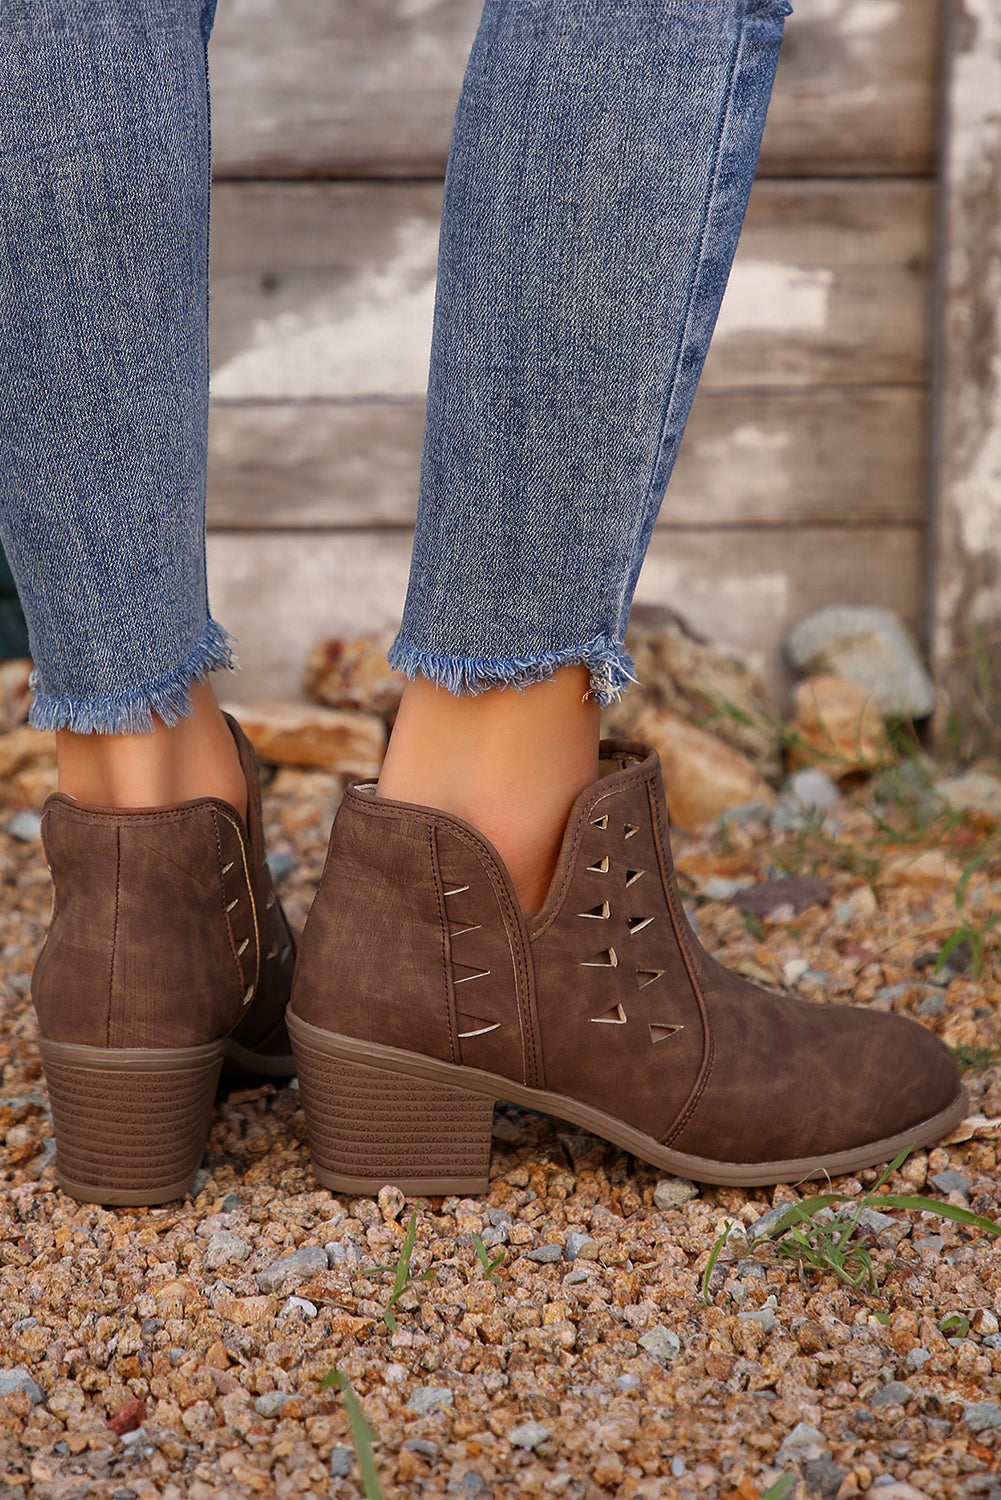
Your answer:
[649,1022,683,1043]
[458,1013,501,1038]
[591,1003,627,1024]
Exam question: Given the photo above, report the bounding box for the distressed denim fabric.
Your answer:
[0,0,788,731]
[0,0,226,732]
[391,0,790,704]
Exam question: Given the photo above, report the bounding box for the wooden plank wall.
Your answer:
[930,0,1001,756]
[205,0,938,703]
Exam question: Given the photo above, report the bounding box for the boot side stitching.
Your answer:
[429,824,460,1066]
[648,780,716,1147]
[438,821,534,1088]
[345,789,539,1087]
[215,810,261,1006]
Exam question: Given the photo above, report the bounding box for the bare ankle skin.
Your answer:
[377,666,600,913]
[55,680,248,818]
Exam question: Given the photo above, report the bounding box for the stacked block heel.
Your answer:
[38,1038,224,1205]
[290,1028,495,1194]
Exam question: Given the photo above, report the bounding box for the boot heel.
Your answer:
[291,1033,495,1195]
[37,1038,224,1206]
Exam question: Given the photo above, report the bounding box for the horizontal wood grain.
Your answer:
[207,387,928,530]
[209,0,937,180]
[208,180,933,398]
[206,524,923,706]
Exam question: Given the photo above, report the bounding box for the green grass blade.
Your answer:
[393,1212,418,1301]
[878,1195,1001,1236]
[319,1368,384,1500]
[701,1221,734,1304]
[760,1476,794,1500]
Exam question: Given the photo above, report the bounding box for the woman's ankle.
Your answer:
[377,666,600,912]
[55,680,248,818]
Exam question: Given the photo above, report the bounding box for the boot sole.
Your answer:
[38,1034,293,1205]
[288,1008,969,1194]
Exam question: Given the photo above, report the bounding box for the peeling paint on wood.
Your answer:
[209,181,933,396]
[208,0,937,179]
[930,0,1001,753]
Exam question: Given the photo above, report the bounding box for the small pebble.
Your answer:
[749,1205,791,1239]
[4,810,41,842]
[614,1374,640,1391]
[407,1386,454,1416]
[638,1326,681,1359]
[266,849,297,883]
[0,1367,44,1403]
[220,1193,240,1212]
[965,1402,1001,1433]
[671,1455,688,1477]
[870,1381,913,1409]
[653,1176,699,1211]
[789,767,840,812]
[564,1231,598,1261]
[205,1230,252,1268]
[738,1305,777,1334]
[905,1347,931,1370]
[404,1439,438,1459]
[257,1245,328,1293]
[526,1243,562,1263]
[479,1225,508,1250]
[281,1296,317,1319]
[329,1446,354,1478]
[701,876,744,901]
[930,1168,971,1196]
[509,1420,550,1450]
[778,1422,829,1459]
[915,990,946,1017]
[254,1391,292,1419]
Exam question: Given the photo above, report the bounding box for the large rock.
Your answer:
[225,702,385,777]
[786,605,935,719]
[631,708,776,830]
[606,606,782,780]
[304,630,404,720]
[787,674,893,779]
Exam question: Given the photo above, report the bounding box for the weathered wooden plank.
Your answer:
[209,0,936,180]
[208,180,933,397]
[929,1,1001,756]
[206,525,922,705]
[207,387,927,530]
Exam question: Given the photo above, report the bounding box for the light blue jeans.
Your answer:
[0,0,789,732]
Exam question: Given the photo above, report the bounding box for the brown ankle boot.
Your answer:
[288,740,965,1195]
[32,716,296,1206]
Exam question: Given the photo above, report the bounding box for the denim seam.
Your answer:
[28,615,236,734]
[636,15,748,555]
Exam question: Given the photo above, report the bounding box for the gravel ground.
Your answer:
[1,762,1000,1498]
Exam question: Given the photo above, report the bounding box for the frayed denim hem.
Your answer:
[28,617,237,734]
[388,634,638,709]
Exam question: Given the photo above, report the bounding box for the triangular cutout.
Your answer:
[458,1013,501,1038]
[581,947,618,967]
[624,823,639,840]
[590,1003,627,1025]
[587,856,610,874]
[637,968,664,988]
[453,963,491,985]
[443,883,470,898]
[578,901,610,920]
[625,868,645,887]
[628,915,655,934]
[649,1022,683,1043]
[591,813,609,829]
